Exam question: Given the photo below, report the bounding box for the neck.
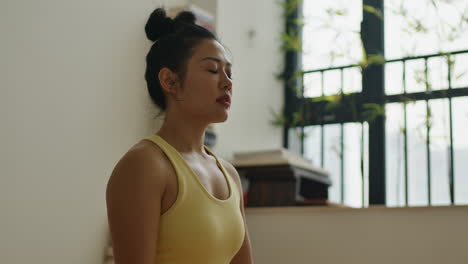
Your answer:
[155,110,210,155]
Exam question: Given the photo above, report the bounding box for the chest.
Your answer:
[161,158,231,214]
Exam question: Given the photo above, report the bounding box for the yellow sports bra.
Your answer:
[144,134,245,264]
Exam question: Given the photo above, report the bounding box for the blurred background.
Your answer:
[2,0,468,263]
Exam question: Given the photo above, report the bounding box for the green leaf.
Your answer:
[330,143,342,159]
[324,94,342,112]
[400,96,416,104]
[358,35,369,69]
[363,4,383,20]
[292,18,305,27]
[455,71,467,80]
[448,57,455,68]
[275,71,286,81]
[279,0,303,17]
[281,27,302,52]
[367,54,386,66]
[426,106,433,129]
[310,94,339,103]
[406,19,428,33]
[269,107,286,127]
[361,103,385,122]
[325,7,348,17]
[291,110,303,126]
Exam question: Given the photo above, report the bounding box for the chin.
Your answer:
[212,111,228,123]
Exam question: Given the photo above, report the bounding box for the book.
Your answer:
[231,148,327,175]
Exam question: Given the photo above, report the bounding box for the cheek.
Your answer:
[185,74,217,95]
[181,81,214,108]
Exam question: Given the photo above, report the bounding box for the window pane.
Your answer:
[385,103,406,207]
[288,127,303,156]
[363,122,369,207]
[428,99,451,206]
[452,53,468,88]
[304,72,322,98]
[343,67,362,93]
[453,96,468,205]
[427,57,449,91]
[385,61,404,95]
[304,125,322,167]
[343,123,365,207]
[302,0,362,70]
[405,59,427,93]
[323,69,342,96]
[322,124,342,203]
[406,100,429,206]
[385,0,468,60]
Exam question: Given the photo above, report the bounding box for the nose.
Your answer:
[221,72,232,92]
[224,82,232,92]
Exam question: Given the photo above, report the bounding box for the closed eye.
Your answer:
[208,70,233,80]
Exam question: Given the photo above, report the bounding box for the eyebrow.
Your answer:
[200,57,232,67]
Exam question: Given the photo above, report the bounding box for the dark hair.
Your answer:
[144,8,217,114]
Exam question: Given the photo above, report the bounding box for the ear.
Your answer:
[158,67,180,94]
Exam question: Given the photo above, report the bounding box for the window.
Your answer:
[285,0,468,207]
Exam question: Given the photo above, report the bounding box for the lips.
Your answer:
[216,94,231,106]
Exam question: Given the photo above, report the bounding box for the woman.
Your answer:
[105,7,253,264]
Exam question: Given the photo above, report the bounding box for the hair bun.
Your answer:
[145,8,175,42]
[174,11,197,25]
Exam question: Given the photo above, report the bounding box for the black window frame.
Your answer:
[283,0,468,206]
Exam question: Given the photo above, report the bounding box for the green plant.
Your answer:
[362,4,383,20]
[271,0,467,134]
[278,0,303,17]
[269,107,287,126]
[361,103,385,123]
[311,94,342,113]
[281,27,302,52]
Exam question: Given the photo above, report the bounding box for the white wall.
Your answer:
[192,0,217,17]
[1,0,167,263]
[246,206,468,264]
[214,0,285,161]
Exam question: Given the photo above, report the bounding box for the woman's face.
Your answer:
[173,38,233,123]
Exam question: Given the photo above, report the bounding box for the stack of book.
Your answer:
[231,148,331,207]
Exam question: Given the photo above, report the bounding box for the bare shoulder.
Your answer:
[107,139,171,189]
[105,139,171,264]
[106,139,175,210]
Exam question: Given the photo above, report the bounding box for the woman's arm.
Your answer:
[221,159,254,264]
[106,147,166,264]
